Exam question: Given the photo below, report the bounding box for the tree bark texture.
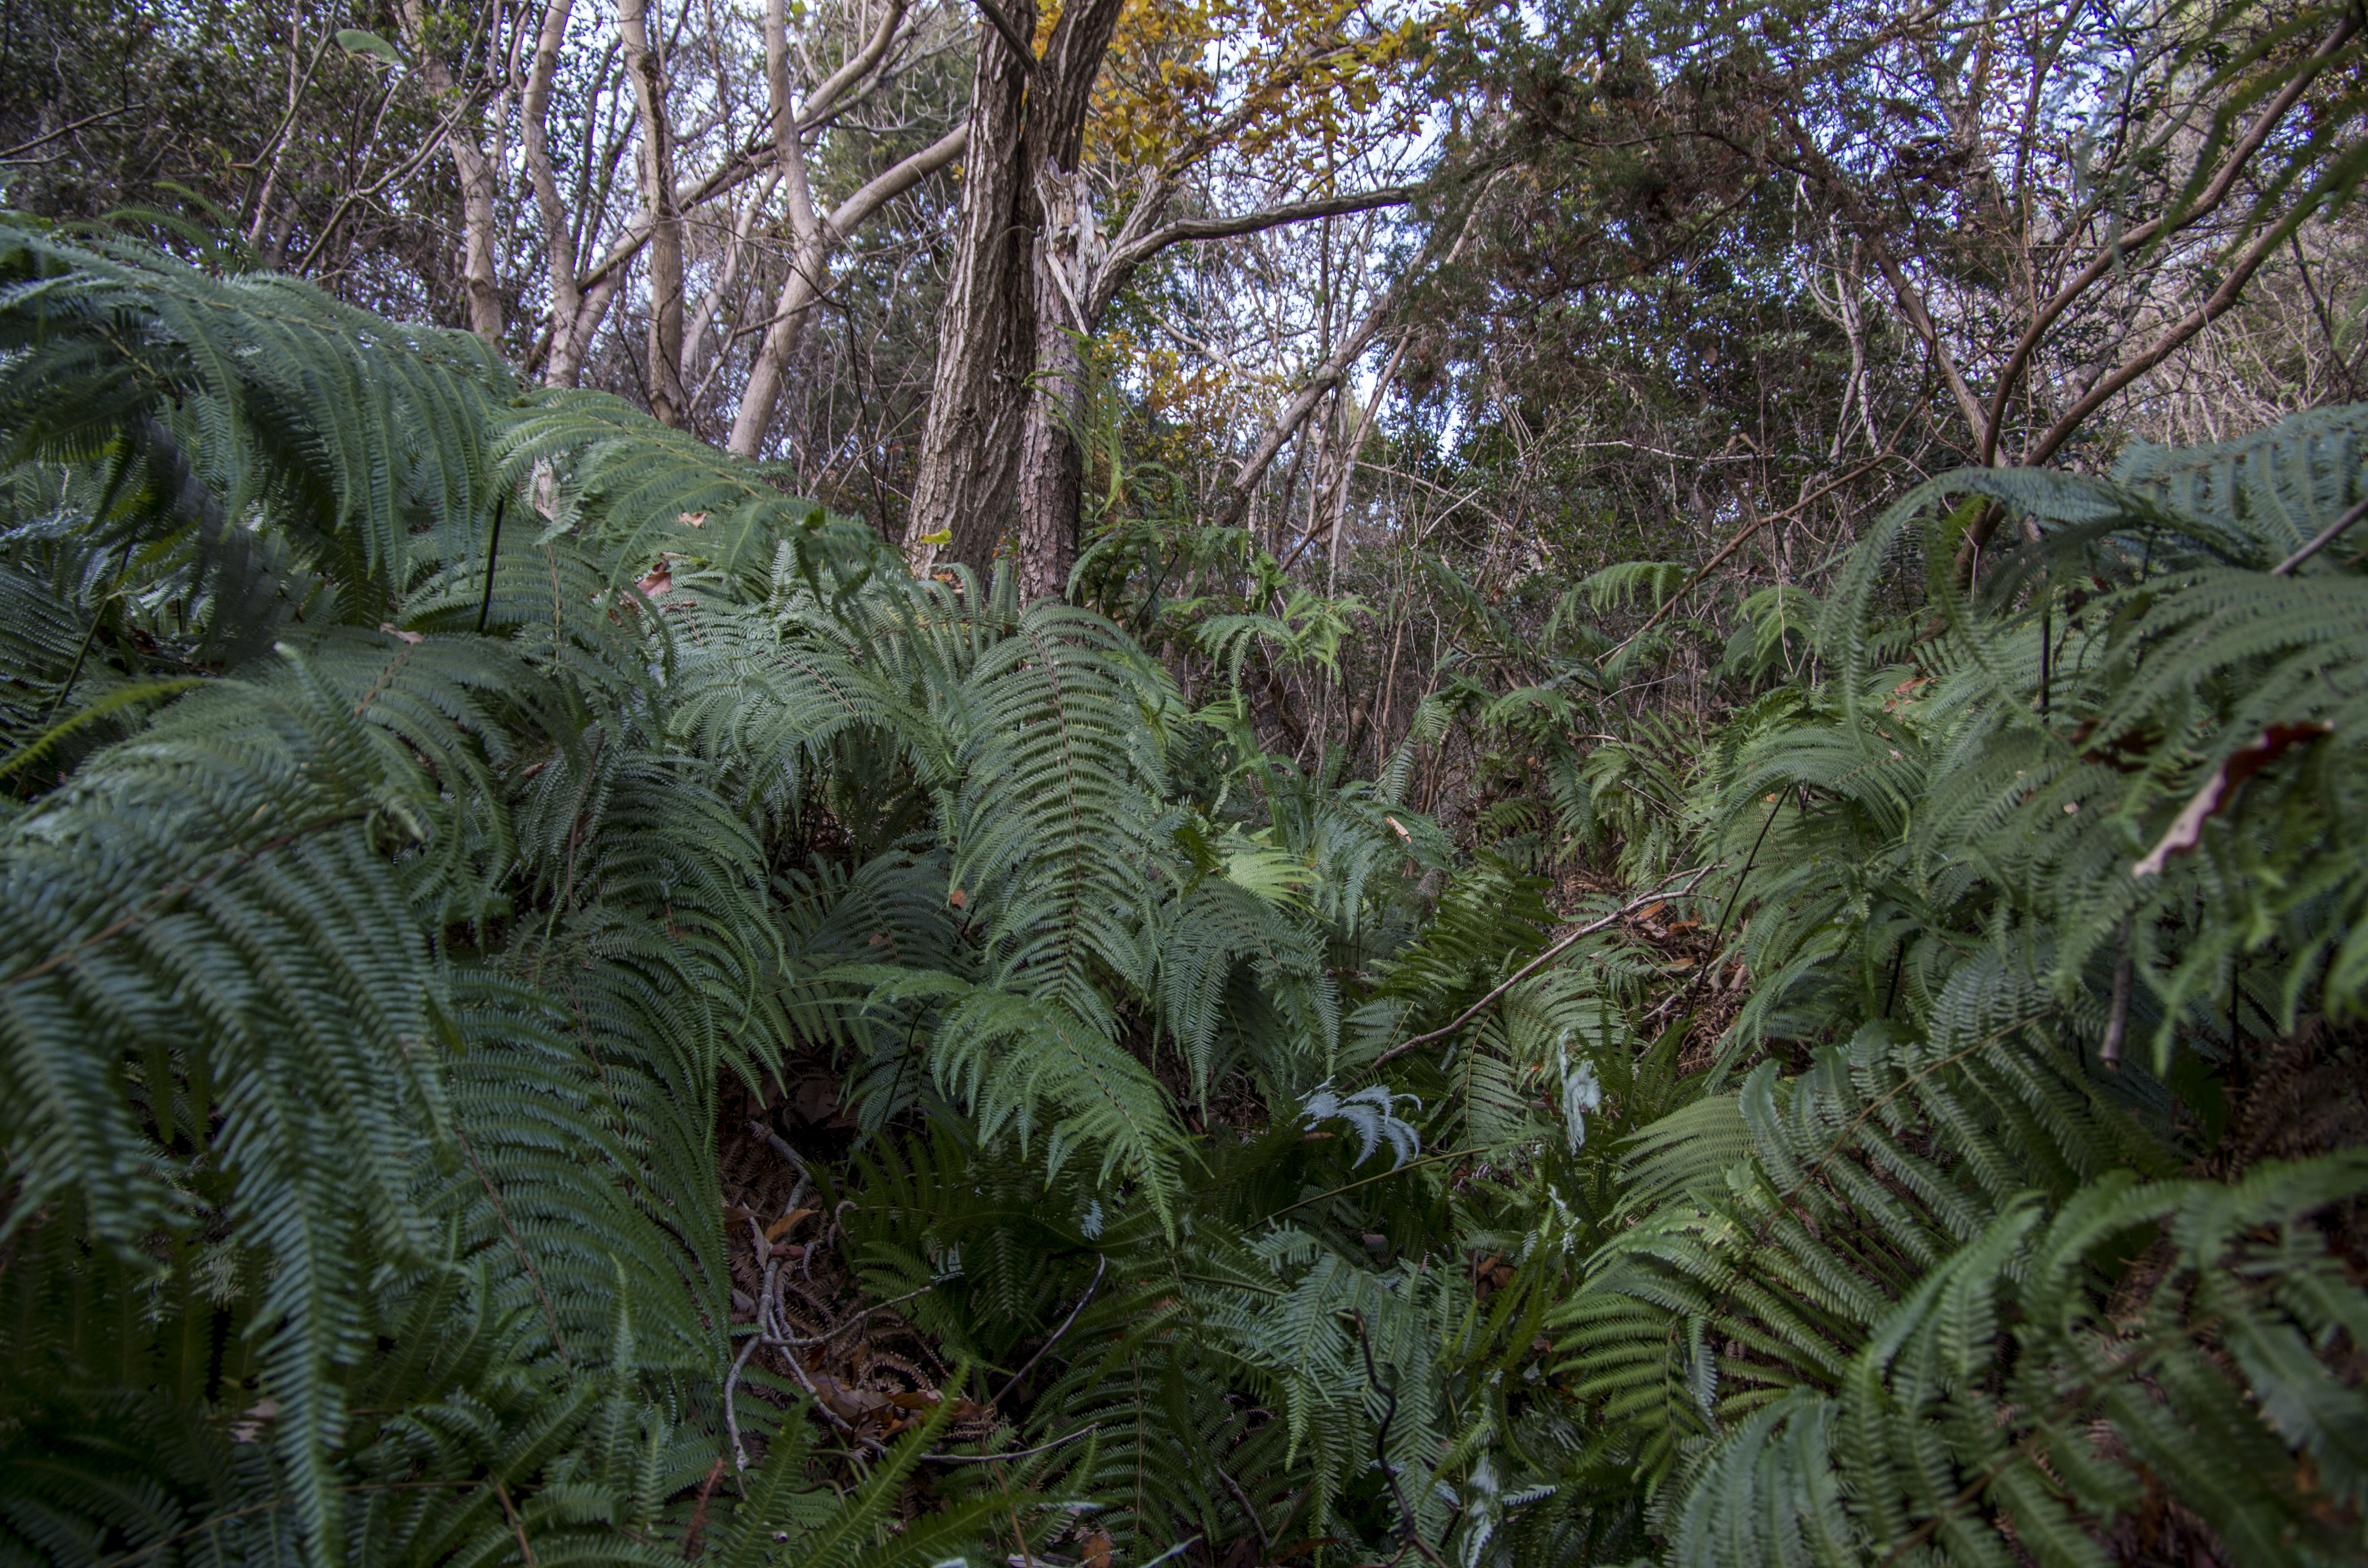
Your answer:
[1014,166,1099,601]
[905,7,1038,577]
[906,0,1128,585]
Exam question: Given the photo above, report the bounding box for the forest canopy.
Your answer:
[4,1,2368,1566]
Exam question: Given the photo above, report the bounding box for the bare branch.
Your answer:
[2272,493,2368,575]
[805,0,912,125]
[728,122,968,456]
[1213,180,1495,529]
[1371,863,1723,1068]
[2021,203,2312,468]
[1980,11,2361,463]
[1090,185,1417,321]
[825,122,968,238]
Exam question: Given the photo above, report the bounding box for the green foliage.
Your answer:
[0,224,989,1568]
[1545,399,2368,1565]
[6,227,2365,1568]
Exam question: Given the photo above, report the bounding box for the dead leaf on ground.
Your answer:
[765,1208,816,1243]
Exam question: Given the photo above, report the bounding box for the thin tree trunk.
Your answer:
[402,0,504,343]
[523,0,596,384]
[729,0,829,456]
[1014,165,1098,601]
[450,138,505,343]
[728,0,956,459]
[616,0,687,426]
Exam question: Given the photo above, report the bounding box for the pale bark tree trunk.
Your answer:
[616,0,688,426]
[401,0,504,343]
[450,138,505,343]
[522,0,610,387]
[727,0,969,460]
[722,122,970,456]
[731,0,829,458]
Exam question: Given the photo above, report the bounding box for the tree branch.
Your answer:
[825,122,968,239]
[2022,202,2313,468]
[1370,863,1720,1068]
[805,0,912,126]
[1979,11,2361,463]
[576,55,943,299]
[972,0,1037,73]
[1213,180,1493,529]
[1598,442,1903,662]
[1090,184,1417,321]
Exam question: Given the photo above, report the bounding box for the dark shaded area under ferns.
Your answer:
[3,227,2368,1568]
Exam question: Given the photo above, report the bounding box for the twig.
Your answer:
[1598,450,1897,665]
[723,1250,781,1470]
[1350,1310,1447,1568]
[993,1253,1106,1406]
[757,1282,937,1347]
[1639,799,1788,1033]
[971,0,1036,70]
[918,1424,1100,1463]
[680,1456,729,1556]
[2291,233,2364,402]
[1265,1145,1491,1222]
[1212,1461,1273,1558]
[748,1119,812,1212]
[1371,863,1719,1066]
[492,1480,538,1568]
[2101,917,2135,1069]
[2270,494,2368,576]
[0,106,137,160]
[749,1119,811,1177]
[294,90,479,273]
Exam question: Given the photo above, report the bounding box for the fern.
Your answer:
[12,223,2368,1568]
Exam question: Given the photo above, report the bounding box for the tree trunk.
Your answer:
[728,0,965,462]
[905,7,1038,577]
[401,0,503,344]
[616,0,687,427]
[450,135,504,344]
[906,0,1128,584]
[523,0,601,386]
[1013,166,1098,601]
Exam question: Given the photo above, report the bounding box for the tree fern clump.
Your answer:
[6,225,2368,1568]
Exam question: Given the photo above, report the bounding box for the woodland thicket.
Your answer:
[5,1,2368,1566]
